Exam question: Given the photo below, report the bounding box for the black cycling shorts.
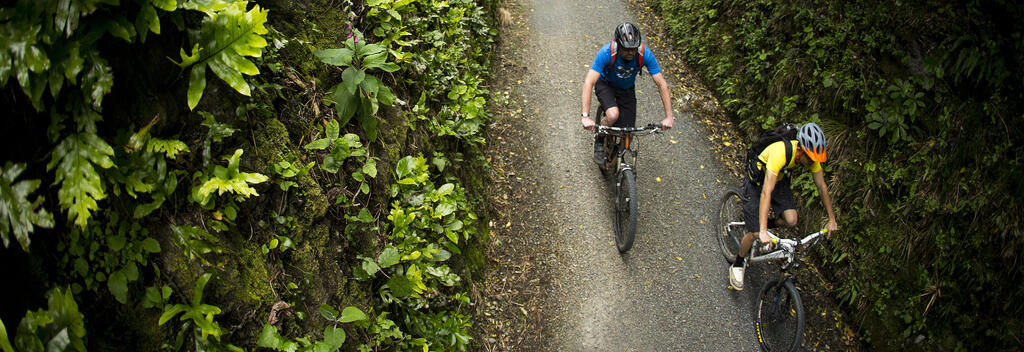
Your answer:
[742,176,797,233]
[594,79,637,128]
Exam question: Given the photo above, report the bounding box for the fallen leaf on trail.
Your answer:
[700,219,706,225]
[670,139,678,144]
[724,141,732,146]
[702,193,707,199]
[656,177,662,182]
[700,165,705,169]
[675,257,683,261]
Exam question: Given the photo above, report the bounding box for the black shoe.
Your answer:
[593,135,605,164]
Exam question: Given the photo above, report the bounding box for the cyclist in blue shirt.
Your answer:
[581,22,674,163]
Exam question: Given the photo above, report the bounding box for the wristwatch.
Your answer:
[581,112,590,118]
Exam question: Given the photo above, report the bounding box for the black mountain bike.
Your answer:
[595,122,662,253]
[715,187,829,352]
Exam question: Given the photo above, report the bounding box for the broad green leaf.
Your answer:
[362,159,377,178]
[377,246,400,268]
[396,156,415,179]
[436,183,454,197]
[257,324,298,351]
[192,273,212,307]
[141,237,161,253]
[0,162,54,251]
[323,326,345,348]
[187,65,207,110]
[319,304,339,321]
[47,124,115,227]
[362,52,388,70]
[326,118,340,139]
[378,85,396,106]
[314,48,355,67]
[304,138,332,150]
[342,67,365,94]
[339,306,367,323]
[387,275,414,297]
[435,199,456,218]
[377,62,400,73]
[0,318,11,352]
[328,83,360,126]
[360,44,385,57]
[108,271,128,304]
[179,2,269,109]
[208,59,250,96]
[361,257,380,277]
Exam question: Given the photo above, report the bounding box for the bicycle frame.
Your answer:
[725,220,826,271]
[596,125,661,173]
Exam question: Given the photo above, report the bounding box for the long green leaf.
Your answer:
[0,162,54,251]
[47,117,115,228]
[179,2,269,110]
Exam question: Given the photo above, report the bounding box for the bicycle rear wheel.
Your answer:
[715,187,746,264]
[756,279,805,352]
[614,168,638,253]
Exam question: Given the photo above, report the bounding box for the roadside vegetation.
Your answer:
[647,0,1023,350]
[0,0,497,350]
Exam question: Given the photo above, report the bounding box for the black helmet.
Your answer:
[614,22,642,50]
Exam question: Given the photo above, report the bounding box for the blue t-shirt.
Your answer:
[590,43,661,90]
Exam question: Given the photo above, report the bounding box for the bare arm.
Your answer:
[580,69,601,130]
[650,72,674,129]
[812,170,839,234]
[759,170,778,244]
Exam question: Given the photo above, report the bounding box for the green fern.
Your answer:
[0,162,54,251]
[46,110,115,228]
[191,149,268,206]
[173,1,270,110]
[147,138,190,160]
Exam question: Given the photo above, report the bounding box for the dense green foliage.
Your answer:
[651,0,1023,349]
[1,0,497,351]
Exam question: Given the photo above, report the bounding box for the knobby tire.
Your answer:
[614,168,638,253]
[756,279,805,352]
[716,187,745,264]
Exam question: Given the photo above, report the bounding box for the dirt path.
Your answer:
[479,0,852,350]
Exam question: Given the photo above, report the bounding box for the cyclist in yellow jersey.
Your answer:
[729,123,839,290]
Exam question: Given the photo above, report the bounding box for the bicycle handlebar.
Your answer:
[595,123,663,136]
[761,228,828,253]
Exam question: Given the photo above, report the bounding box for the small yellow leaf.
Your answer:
[212,211,223,220]
[670,139,679,144]
[675,257,683,261]
[656,177,662,182]
[724,141,732,146]
[700,165,705,169]
[702,193,707,199]
[700,219,706,225]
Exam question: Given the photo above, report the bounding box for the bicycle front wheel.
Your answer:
[756,279,805,352]
[716,187,746,264]
[614,168,638,253]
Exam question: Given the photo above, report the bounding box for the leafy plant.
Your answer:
[172,1,270,110]
[313,36,399,141]
[271,158,314,191]
[61,213,162,304]
[0,162,54,251]
[190,149,268,207]
[170,225,226,266]
[256,305,368,352]
[2,288,86,352]
[159,273,227,347]
[47,107,116,228]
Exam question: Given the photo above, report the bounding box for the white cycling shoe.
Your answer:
[729,264,745,290]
